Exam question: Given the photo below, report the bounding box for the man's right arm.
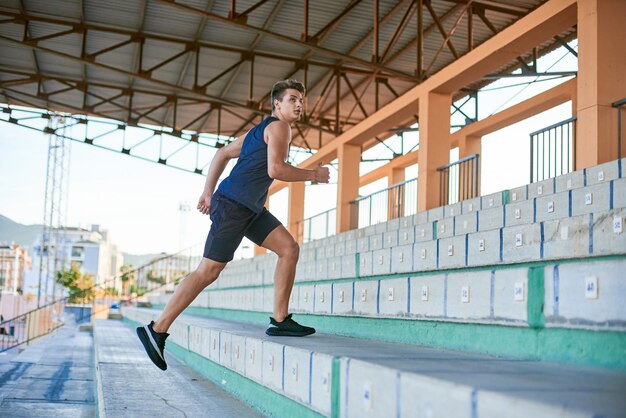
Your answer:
[197,135,245,215]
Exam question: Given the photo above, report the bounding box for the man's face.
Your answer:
[274,88,303,122]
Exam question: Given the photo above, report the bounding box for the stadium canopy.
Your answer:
[0,0,575,151]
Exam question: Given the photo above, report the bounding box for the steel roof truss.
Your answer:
[155,0,415,80]
[424,1,470,75]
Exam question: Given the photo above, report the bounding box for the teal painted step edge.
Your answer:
[207,254,626,292]
[122,317,327,418]
[150,305,626,371]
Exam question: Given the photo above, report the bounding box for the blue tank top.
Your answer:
[216,116,279,213]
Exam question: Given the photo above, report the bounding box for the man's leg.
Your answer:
[152,258,226,333]
[259,225,299,322]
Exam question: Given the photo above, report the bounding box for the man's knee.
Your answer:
[281,240,299,260]
[195,260,225,285]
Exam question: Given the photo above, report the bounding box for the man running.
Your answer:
[137,79,330,370]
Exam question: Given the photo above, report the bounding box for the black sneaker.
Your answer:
[265,314,316,337]
[136,321,169,370]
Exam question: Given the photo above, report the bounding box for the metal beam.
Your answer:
[155,0,416,80]
[312,0,364,43]
[314,4,464,125]
[0,11,395,78]
[380,1,415,63]
[424,2,470,75]
[0,106,217,175]
[440,0,527,16]
[228,0,412,140]
[0,35,334,136]
[268,0,577,196]
[425,0,459,59]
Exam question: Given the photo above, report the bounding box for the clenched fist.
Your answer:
[312,164,330,184]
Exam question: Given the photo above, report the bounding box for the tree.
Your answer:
[119,264,136,296]
[147,270,166,286]
[56,262,95,304]
[129,284,146,297]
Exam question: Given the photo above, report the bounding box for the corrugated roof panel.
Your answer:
[36,50,83,78]
[85,65,132,86]
[320,0,400,55]
[254,37,310,58]
[46,88,84,110]
[0,21,25,43]
[22,0,81,20]
[199,19,258,49]
[88,43,137,73]
[0,1,23,10]
[87,85,125,100]
[141,39,187,63]
[38,35,82,61]
[195,49,244,87]
[0,0,569,145]
[0,44,36,72]
[84,0,144,30]
[235,0,283,31]
[6,83,39,98]
[143,1,206,39]
[85,30,132,56]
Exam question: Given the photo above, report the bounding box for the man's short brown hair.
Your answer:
[271,79,305,110]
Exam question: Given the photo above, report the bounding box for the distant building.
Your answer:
[24,224,124,298]
[0,243,32,319]
[0,243,31,294]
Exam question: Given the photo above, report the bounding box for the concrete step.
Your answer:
[209,203,626,290]
[151,258,626,338]
[93,319,265,418]
[0,322,95,417]
[122,308,626,418]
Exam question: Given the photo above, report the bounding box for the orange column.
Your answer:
[459,135,480,158]
[288,182,305,243]
[418,91,451,211]
[337,143,361,232]
[576,0,626,167]
[387,167,405,219]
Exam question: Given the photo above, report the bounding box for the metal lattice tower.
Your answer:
[37,115,71,307]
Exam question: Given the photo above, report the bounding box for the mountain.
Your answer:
[121,252,168,268]
[0,214,42,247]
[0,214,162,266]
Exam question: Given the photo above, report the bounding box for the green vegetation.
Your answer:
[56,262,95,303]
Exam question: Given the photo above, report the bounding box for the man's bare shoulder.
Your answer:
[265,119,290,143]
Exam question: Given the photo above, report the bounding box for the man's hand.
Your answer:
[197,193,211,215]
[312,164,330,183]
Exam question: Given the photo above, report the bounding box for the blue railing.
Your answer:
[297,208,337,243]
[351,177,418,229]
[530,117,576,183]
[437,154,480,206]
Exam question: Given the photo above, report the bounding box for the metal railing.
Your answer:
[0,298,65,352]
[437,154,480,206]
[296,208,337,243]
[614,98,626,160]
[0,242,203,353]
[351,178,418,229]
[530,116,576,183]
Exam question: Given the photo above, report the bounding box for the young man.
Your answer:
[137,79,330,370]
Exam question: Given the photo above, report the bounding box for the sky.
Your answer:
[0,43,577,257]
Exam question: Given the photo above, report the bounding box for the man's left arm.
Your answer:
[266,121,329,183]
